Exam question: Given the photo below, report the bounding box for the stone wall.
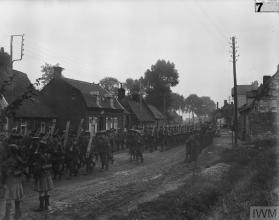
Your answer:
[248,111,277,140]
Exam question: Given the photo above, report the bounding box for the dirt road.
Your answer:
[18,130,232,220]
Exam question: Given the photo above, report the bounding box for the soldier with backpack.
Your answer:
[32,140,54,212]
[1,143,26,220]
[95,131,110,170]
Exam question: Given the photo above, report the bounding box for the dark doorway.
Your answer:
[98,117,105,131]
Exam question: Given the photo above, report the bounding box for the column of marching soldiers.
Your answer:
[0,121,216,219]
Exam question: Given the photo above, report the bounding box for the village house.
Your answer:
[0,48,56,135]
[40,66,125,132]
[231,82,258,109]
[239,64,279,141]
[147,104,165,126]
[117,85,165,128]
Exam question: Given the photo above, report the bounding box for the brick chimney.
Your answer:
[0,47,12,74]
[117,83,125,101]
[224,100,228,107]
[53,66,63,79]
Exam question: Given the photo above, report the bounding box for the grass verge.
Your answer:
[112,141,278,220]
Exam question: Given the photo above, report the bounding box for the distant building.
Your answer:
[239,65,279,140]
[41,66,125,132]
[231,82,258,109]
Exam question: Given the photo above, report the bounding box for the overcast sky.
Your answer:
[0,0,278,106]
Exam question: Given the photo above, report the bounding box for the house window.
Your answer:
[270,100,277,112]
[110,117,113,129]
[114,117,118,129]
[89,117,98,134]
[20,119,27,135]
[105,117,109,130]
[40,121,46,134]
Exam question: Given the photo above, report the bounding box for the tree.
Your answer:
[144,60,179,114]
[99,77,120,96]
[185,94,216,122]
[185,94,202,118]
[199,96,216,116]
[170,93,186,114]
[40,63,61,86]
[124,78,140,95]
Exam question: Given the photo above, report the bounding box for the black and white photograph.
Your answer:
[0,0,278,219]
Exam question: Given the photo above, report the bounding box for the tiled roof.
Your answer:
[14,90,56,118]
[147,104,165,120]
[1,70,31,103]
[128,100,155,122]
[62,77,124,110]
[120,96,154,122]
[0,70,55,118]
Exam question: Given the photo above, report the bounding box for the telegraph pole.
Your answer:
[8,34,24,135]
[231,36,238,146]
[10,34,24,68]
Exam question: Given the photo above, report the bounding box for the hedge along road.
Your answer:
[18,131,232,220]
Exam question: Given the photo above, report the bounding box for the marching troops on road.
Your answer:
[184,124,215,163]
[0,122,215,218]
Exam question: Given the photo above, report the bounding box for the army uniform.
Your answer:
[32,141,54,211]
[108,131,115,164]
[126,131,135,161]
[95,131,110,170]
[158,127,166,152]
[133,131,144,162]
[144,128,153,153]
[1,143,25,220]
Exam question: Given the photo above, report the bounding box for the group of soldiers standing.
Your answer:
[0,122,216,219]
[184,125,216,163]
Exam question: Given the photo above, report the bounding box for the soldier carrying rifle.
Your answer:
[32,140,54,212]
[1,142,26,220]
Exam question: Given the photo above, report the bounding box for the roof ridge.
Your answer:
[63,77,97,85]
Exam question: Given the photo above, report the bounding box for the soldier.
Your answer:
[65,138,79,177]
[144,127,153,153]
[134,130,144,163]
[1,143,25,220]
[165,126,171,150]
[185,132,194,163]
[158,126,165,152]
[127,130,135,161]
[51,135,65,180]
[115,130,121,152]
[95,131,110,170]
[108,130,115,164]
[32,140,54,211]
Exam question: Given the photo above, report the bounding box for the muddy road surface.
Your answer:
[17,132,231,220]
